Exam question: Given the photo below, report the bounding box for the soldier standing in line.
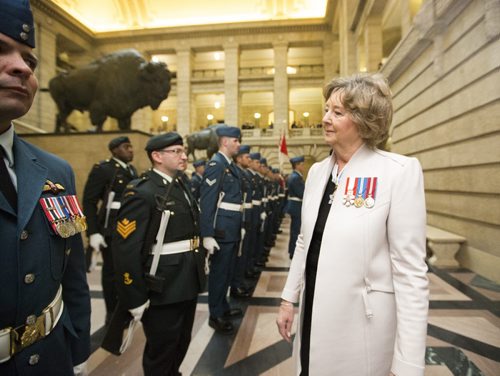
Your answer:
[82,136,136,324]
[189,159,205,202]
[229,145,253,299]
[246,153,264,277]
[0,1,90,373]
[113,132,206,375]
[200,125,243,334]
[285,155,305,259]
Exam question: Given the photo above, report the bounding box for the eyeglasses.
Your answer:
[157,148,187,156]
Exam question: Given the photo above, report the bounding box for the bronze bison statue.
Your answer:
[49,49,171,132]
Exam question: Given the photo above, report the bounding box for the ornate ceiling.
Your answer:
[48,0,329,33]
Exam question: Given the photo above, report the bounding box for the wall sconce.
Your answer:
[254,112,261,128]
[214,101,221,109]
[207,114,214,125]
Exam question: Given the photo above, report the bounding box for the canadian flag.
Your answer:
[278,131,288,169]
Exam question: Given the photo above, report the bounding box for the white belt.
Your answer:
[219,202,243,212]
[278,193,285,197]
[288,197,302,202]
[262,198,269,203]
[110,201,121,209]
[0,286,64,363]
[252,200,261,206]
[150,238,200,255]
[243,203,253,209]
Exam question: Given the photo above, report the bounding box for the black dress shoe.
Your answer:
[224,308,243,319]
[230,287,251,298]
[209,317,234,334]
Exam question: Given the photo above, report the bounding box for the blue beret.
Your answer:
[0,0,35,48]
[145,132,183,152]
[249,152,261,160]
[237,145,251,155]
[260,158,267,165]
[108,136,131,150]
[193,159,206,168]
[272,168,279,173]
[215,125,241,139]
[290,156,305,164]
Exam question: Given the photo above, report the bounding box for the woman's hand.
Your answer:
[276,300,294,343]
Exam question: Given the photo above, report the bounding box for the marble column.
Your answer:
[338,0,357,75]
[224,42,239,127]
[323,32,339,83]
[176,47,193,136]
[21,24,57,132]
[364,16,383,72]
[400,0,413,38]
[273,41,289,134]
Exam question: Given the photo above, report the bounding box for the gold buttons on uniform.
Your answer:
[28,354,40,365]
[26,315,36,325]
[66,248,71,255]
[20,230,29,240]
[24,273,35,284]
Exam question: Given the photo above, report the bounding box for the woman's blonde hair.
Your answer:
[323,73,393,149]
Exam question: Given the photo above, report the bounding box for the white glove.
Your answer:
[73,361,88,376]
[260,212,267,221]
[203,237,220,255]
[89,233,107,252]
[129,300,150,322]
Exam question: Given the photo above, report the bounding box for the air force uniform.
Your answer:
[0,2,90,374]
[200,127,243,323]
[286,156,305,258]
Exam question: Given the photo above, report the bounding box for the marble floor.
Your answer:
[86,217,500,375]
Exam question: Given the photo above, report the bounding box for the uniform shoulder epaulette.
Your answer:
[208,161,218,167]
[125,175,148,189]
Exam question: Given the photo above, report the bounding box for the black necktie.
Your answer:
[0,146,17,211]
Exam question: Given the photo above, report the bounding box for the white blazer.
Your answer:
[282,145,429,376]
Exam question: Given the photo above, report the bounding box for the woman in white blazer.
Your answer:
[277,73,429,376]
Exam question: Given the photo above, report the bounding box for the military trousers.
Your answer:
[208,241,238,317]
[142,298,197,376]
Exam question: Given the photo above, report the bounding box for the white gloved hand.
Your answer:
[73,361,88,376]
[203,237,220,255]
[260,212,267,221]
[89,233,107,252]
[129,300,150,322]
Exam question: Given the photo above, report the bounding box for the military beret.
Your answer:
[193,159,206,168]
[237,145,251,155]
[145,132,183,152]
[260,158,267,166]
[290,155,305,164]
[249,152,261,160]
[272,168,280,173]
[215,125,241,139]
[108,136,131,151]
[0,0,35,48]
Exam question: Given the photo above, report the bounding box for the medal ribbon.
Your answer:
[344,177,350,195]
[368,177,377,198]
[355,177,364,197]
[39,198,59,233]
[56,197,72,221]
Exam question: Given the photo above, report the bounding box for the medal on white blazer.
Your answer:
[342,177,355,207]
[364,177,377,209]
[354,177,365,208]
[342,177,378,208]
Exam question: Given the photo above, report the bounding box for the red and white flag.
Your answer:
[278,131,288,169]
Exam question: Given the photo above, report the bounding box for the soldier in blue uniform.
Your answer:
[229,145,253,298]
[82,136,136,324]
[189,159,205,202]
[0,1,90,374]
[286,155,305,258]
[113,132,206,375]
[246,153,264,276]
[200,125,243,334]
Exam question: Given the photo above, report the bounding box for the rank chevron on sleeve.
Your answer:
[117,218,136,239]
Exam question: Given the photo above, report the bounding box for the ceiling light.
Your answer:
[214,52,221,60]
[254,113,261,119]
[303,112,309,118]
[207,114,214,120]
[161,115,169,122]
[287,66,297,74]
[214,101,221,109]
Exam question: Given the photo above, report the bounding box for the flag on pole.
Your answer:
[278,131,288,170]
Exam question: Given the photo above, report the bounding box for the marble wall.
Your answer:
[381,0,500,282]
